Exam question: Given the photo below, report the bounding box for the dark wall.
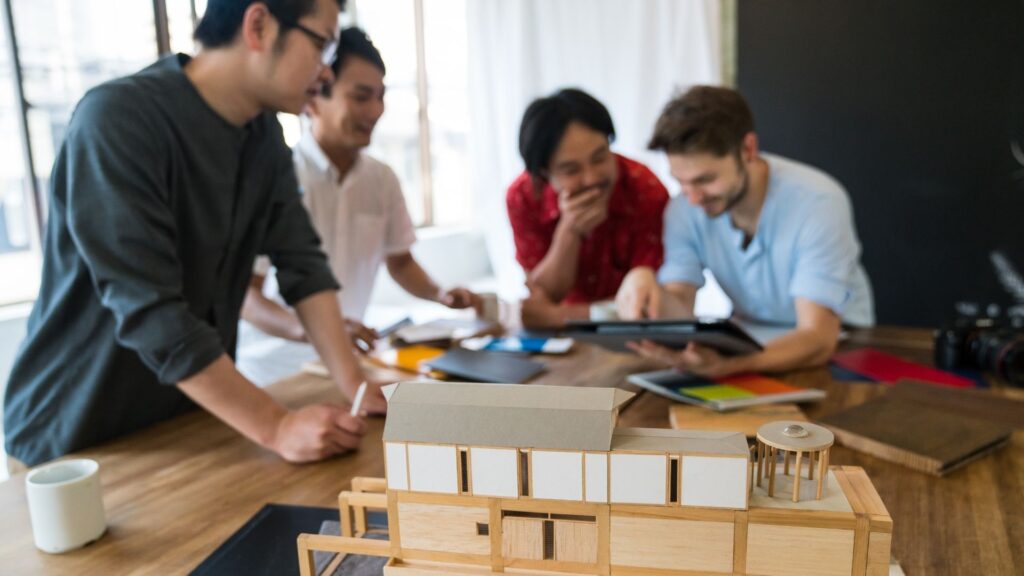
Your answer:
[737,0,1024,327]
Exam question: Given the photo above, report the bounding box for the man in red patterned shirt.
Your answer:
[506,88,669,329]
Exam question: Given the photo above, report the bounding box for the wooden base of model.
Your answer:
[298,466,891,576]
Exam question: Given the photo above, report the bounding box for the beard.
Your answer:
[722,165,750,212]
[704,164,749,218]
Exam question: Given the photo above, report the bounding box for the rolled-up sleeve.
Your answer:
[657,197,706,287]
[64,87,224,384]
[261,125,339,306]
[789,195,860,315]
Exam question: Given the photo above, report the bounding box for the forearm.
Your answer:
[241,288,304,341]
[177,354,286,449]
[660,283,698,318]
[294,290,365,397]
[521,301,590,330]
[728,328,838,374]
[528,222,581,301]
[561,303,591,323]
[386,254,442,302]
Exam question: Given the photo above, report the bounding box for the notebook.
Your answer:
[627,369,826,411]
[888,379,1024,428]
[373,345,446,373]
[818,395,1012,476]
[301,346,447,379]
[669,403,807,437]
[425,348,546,383]
[831,348,976,388]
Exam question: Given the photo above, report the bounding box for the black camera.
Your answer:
[934,309,1024,386]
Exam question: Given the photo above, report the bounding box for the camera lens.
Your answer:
[974,332,1024,387]
[996,340,1024,386]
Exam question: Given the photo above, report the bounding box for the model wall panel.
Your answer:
[385,442,408,490]
[469,447,518,498]
[397,502,490,555]
[680,456,748,509]
[610,515,734,572]
[407,444,458,494]
[746,524,854,576]
[531,450,583,501]
[609,453,666,505]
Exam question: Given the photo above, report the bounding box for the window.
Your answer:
[0,0,161,306]
[519,449,530,497]
[16,0,159,191]
[459,446,469,493]
[542,519,554,560]
[669,456,680,504]
[352,0,470,227]
[0,0,470,306]
[0,2,39,304]
[167,0,205,55]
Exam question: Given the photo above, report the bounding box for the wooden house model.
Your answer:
[298,382,892,576]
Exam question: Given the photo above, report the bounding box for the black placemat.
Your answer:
[191,504,388,576]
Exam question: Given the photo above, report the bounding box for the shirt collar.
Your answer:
[297,128,337,180]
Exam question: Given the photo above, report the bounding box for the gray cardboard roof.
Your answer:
[382,382,635,451]
[611,427,749,456]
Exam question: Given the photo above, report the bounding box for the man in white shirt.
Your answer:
[243,27,480,349]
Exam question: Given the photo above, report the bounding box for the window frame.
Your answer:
[0,0,180,272]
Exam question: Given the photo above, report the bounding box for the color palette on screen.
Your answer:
[675,374,807,402]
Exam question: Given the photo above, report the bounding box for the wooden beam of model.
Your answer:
[298,381,892,576]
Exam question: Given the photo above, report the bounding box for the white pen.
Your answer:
[349,381,368,417]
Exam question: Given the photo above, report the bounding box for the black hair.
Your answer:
[330,27,386,77]
[518,88,616,179]
[194,0,347,48]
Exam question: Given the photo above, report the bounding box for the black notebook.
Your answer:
[191,504,388,576]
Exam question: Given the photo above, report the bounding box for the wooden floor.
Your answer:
[0,327,1021,575]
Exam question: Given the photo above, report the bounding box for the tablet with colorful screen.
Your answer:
[627,369,825,411]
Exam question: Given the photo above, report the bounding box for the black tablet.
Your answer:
[565,318,763,355]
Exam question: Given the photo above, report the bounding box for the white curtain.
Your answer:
[467,0,724,300]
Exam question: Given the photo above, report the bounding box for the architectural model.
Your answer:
[298,382,892,576]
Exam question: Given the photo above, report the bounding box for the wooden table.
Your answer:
[0,328,1021,575]
[620,327,1024,576]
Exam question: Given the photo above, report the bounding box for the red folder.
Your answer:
[831,348,976,388]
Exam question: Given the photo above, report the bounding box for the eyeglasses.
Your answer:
[270,12,338,66]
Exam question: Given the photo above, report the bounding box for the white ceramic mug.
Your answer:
[478,292,500,323]
[25,458,106,553]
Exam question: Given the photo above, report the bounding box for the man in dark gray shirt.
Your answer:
[4,0,386,467]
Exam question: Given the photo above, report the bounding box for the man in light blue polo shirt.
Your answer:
[615,86,873,377]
